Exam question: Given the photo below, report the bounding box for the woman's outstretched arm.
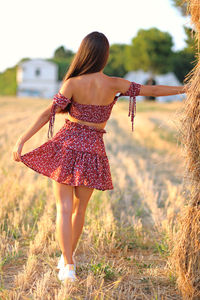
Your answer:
[114,77,187,96]
[139,84,186,97]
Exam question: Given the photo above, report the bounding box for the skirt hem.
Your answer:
[20,155,114,191]
[19,119,114,191]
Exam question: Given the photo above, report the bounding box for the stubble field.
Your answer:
[0,96,188,299]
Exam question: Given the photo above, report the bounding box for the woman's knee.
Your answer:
[73,206,86,217]
[57,203,73,216]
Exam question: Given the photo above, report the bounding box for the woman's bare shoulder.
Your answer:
[59,78,74,98]
[107,76,131,93]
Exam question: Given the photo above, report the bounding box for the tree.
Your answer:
[170,0,197,82]
[18,58,30,63]
[54,46,74,59]
[171,50,196,82]
[126,28,174,75]
[170,0,196,52]
[104,44,128,77]
[0,66,17,95]
[49,46,75,81]
[171,0,188,15]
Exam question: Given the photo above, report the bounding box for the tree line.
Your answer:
[0,0,196,95]
[49,0,196,84]
[49,26,196,84]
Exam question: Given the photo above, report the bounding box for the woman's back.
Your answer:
[51,73,140,134]
[68,72,119,106]
[56,72,124,130]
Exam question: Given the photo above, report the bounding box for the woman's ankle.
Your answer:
[63,253,73,265]
[64,263,75,270]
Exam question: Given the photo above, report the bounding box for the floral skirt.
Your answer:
[20,119,113,191]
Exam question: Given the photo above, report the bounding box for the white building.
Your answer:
[125,70,184,102]
[17,59,61,98]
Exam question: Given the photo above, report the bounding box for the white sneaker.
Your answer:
[57,253,76,271]
[58,264,78,282]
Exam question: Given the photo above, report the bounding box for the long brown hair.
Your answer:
[63,31,110,81]
[58,32,110,114]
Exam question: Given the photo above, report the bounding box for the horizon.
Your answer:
[1,0,191,73]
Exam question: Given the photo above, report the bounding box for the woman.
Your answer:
[12,31,186,284]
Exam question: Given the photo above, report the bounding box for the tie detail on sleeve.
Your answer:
[119,81,141,131]
[47,92,72,139]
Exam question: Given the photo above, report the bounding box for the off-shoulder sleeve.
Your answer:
[119,81,141,131]
[47,92,72,139]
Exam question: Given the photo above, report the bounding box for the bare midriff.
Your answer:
[67,113,107,130]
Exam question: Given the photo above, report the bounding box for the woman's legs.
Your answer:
[53,181,74,266]
[71,186,94,253]
[53,181,94,266]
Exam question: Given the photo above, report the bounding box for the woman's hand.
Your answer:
[12,139,24,162]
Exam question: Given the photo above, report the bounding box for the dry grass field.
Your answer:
[0,95,189,299]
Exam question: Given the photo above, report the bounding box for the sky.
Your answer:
[1,0,191,73]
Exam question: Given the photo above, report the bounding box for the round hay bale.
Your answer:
[169,1,200,299]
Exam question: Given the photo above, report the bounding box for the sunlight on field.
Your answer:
[0,96,187,299]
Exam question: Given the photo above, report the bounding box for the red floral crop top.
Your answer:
[47,81,141,139]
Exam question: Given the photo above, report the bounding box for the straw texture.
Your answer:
[170,1,200,299]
